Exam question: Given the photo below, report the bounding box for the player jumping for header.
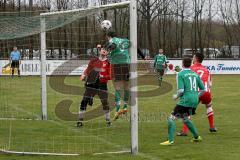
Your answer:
[106,31,146,121]
[106,32,130,120]
[177,53,217,136]
[160,57,205,145]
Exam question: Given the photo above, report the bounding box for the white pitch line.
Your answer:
[0,149,79,156]
[93,150,131,155]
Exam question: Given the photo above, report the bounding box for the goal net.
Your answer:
[0,1,138,156]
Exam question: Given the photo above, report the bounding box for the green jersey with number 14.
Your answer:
[177,69,205,108]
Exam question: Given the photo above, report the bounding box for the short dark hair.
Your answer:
[195,52,204,63]
[101,44,106,49]
[182,57,192,68]
[107,31,117,38]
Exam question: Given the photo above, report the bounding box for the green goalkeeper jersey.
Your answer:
[177,69,205,108]
[154,54,167,69]
[108,37,130,64]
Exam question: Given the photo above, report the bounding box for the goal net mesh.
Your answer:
[0,1,134,155]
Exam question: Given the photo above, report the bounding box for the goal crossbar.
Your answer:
[40,1,130,17]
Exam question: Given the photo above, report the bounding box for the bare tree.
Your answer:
[219,0,235,57]
[192,0,207,54]
[179,0,187,57]
[138,0,169,56]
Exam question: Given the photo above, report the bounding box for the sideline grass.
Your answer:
[0,75,240,160]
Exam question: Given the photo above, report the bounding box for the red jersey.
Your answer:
[83,57,111,84]
[190,63,212,92]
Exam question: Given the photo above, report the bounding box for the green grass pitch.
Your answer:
[0,75,240,160]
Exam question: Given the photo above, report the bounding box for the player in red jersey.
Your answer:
[77,45,112,128]
[177,53,217,136]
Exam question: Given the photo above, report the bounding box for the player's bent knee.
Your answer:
[206,102,212,108]
[206,106,213,113]
[183,116,190,123]
[167,116,176,127]
[168,114,177,121]
[80,99,88,111]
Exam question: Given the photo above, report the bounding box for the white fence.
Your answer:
[0,60,240,75]
[166,60,240,74]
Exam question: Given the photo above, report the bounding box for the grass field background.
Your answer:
[0,75,240,160]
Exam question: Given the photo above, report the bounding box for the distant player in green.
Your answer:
[106,32,130,120]
[154,49,167,86]
[160,57,205,145]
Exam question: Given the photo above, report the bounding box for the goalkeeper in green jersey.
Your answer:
[160,57,205,146]
[153,49,168,86]
[106,31,131,120]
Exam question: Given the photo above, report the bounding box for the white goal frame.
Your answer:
[39,0,138,155]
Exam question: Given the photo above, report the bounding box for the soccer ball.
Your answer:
[174,65,182,72]
[101,20,112,30]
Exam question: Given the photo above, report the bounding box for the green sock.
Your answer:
[167,118,176,142]
[123,90,129,109]
[183,117,198,138]
[116,105,121,112]
[115,90,121,112]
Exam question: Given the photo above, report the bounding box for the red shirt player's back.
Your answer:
[190,63,212,92]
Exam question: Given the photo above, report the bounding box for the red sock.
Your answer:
[207,106,215,128]
[208,113,214,128]
[182,123,189,133]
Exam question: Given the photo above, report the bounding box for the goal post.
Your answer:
[129,0,138,155]
[40,16,47,120]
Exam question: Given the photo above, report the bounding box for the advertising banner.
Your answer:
[1,60,240,75]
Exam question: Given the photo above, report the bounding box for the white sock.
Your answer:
[207,106,214,116]
[104,110,110,121]
[79,110,85,121]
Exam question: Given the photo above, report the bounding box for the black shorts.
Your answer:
[112,64,130,82]
[82,83,109,110]
[156,69,165,76]
[171,105,196,118]
[11,60,20,68]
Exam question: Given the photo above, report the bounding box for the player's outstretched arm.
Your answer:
[153,55,157,68]
[173,89,184,100]
[80,59,95,81]
[9,52,12,63]
[173,74,184,100]
[80,75,86,81]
